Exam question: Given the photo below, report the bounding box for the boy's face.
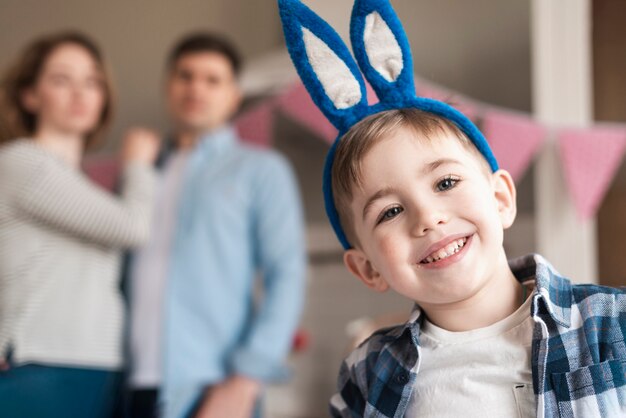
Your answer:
[343,126,517,309]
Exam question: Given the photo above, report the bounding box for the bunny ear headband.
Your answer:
[278,0,499,249]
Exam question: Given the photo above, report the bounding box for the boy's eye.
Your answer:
[436,176,460,192]
[377,206,403,224]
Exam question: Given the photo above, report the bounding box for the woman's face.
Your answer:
[23,42,106,138]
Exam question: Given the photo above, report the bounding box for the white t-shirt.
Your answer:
[406,292,536,417]
[129,151,189,388]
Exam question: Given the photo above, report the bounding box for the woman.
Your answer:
[0,32,158,417]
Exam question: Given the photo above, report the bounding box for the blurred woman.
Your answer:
[0,32,158,417]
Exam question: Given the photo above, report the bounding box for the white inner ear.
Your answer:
[363,12,404,82]
[302,27,362,110]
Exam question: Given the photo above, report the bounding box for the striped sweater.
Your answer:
[0,139,156,370]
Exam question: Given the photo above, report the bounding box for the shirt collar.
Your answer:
[403,253,573,342]
[156,124,238,169]
[195,124,237,159]
[511,253,572,328]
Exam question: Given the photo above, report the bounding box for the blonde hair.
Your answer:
[331,108,489,246]
[0,31,115,149]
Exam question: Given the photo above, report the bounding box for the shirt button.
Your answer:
[395,372,409,384]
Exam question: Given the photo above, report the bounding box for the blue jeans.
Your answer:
[0,363,121,418]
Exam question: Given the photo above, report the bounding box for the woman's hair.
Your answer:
[0,31,115,149]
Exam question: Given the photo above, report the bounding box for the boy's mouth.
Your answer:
[419,236,469,265]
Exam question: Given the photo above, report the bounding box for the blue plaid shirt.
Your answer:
[330,254,626,418]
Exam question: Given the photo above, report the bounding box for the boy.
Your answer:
[277,0,626,416]
[329,108,626,418]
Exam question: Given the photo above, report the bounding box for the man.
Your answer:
[126,33,306,418]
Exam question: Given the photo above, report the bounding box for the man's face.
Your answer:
[343,127,516,310]
[166,51,241,133]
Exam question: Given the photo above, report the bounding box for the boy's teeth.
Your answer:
[421,237,468,264]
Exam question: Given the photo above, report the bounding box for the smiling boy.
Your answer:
[328,109,626,418]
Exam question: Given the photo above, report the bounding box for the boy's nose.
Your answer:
[410,206,448,237]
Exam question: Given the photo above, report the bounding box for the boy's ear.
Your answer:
[343,248,389,292]
[492,169,517,230]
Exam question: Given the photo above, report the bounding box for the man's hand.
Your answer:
[194,375,261,418]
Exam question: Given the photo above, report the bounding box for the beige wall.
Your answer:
[0,0,531,153]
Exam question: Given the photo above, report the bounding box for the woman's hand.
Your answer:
[121,127,160,165]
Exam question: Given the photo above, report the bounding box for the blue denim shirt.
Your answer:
[160,126,306,417]
[330,254,626,418]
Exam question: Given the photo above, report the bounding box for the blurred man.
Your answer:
[126,33,306,418]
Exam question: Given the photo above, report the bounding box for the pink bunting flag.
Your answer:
[558,127,626,220]
[416,82,479,121]
[366,81,379,105]
[235,102,274,148]
[482,110,546,182]
[276,82,338,143]
[83,156,121,191]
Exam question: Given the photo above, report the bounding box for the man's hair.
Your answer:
[331,108,491,246]
[167,32,242,76]
[0,31,114,148]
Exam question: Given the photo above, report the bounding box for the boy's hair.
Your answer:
[331,108,491,247]
[166,32,242,77]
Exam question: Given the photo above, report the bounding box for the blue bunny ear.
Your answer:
[279,0,369,132]
[350,0,415,104]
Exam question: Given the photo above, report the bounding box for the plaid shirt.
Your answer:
[330,254,626,418]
